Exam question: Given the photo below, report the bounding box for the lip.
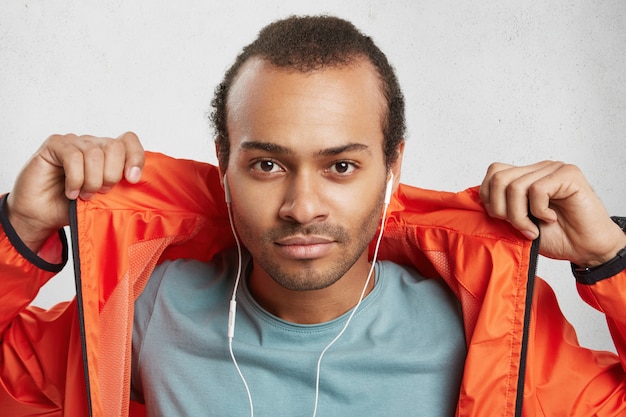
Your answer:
[275,236,335,259]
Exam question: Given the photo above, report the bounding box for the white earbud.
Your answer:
[224,174,232,204]
[384,172,394,205]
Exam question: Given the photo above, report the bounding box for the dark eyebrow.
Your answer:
[317,143,371,157]
[240,141,371,157]
[239,141,293,155]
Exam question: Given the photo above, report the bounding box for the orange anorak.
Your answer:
[1,152,625,416]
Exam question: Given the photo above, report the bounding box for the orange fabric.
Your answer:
[1,152,626,416]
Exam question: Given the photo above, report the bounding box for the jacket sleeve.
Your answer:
[575,216,626,369]
[0,194,86,414]
[527,217,626,416]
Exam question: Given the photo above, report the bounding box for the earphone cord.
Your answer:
[226,202,254,417]
[310,200,390,417]
[227,195,391,417]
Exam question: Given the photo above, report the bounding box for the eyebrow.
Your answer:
[239,141,371,157]
[318,143,371,157]
[240,141,293,155]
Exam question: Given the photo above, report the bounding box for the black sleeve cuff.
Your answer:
[0,194,68,273]
[572,216,626,285]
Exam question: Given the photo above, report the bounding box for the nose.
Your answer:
[278,172,329,225]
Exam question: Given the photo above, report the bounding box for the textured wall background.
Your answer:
[1,0,625,352]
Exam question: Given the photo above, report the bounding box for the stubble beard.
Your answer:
[233,195,385,292]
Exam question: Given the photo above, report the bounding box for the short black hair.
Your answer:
[210,15,405,169]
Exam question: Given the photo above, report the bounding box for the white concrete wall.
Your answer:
[1,0,625,353]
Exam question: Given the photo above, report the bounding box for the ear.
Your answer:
[215,141,225,172]
[223,173,232,204]
[388,141,405,194]
[213,141,230,198]
[384,172,394,204]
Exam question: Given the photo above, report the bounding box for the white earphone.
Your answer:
[384,172,394,205]
[224,174,232,204]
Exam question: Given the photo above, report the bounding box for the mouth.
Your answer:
[275,236,336,260]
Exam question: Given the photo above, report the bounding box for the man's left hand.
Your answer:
[479,160,626,267]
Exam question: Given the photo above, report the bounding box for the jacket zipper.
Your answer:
[514,231,541,417]
[69,199,94,417]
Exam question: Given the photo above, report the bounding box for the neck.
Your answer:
[247,254,376,324]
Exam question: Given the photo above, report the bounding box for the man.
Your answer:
[1,15,626,417]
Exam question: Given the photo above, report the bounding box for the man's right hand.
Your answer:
[6,132,145,252]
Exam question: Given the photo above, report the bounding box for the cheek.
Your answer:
[230,189,278,236]
[334,184,385,216]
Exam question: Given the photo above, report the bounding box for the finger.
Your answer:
[100,139,126,193]
[526,179,560,226]
[482,160,554,218]
[482,161,560,239]
[49,134,125,199]
[79,145,106,200]
[505,162,567,237]
[479,162,513,212]
[118,132,145,183]
[60,145,86,201]
[525,163,585,223]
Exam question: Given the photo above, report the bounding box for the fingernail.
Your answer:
[67,190,79,200]
[127,167,142,183]
[522,229,538,240]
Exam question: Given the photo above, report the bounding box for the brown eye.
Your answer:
[335,162,350,173]
[252,159,282,173]
[329,161,357,175]
[259,160,275,172]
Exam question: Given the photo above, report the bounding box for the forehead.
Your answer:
[226,57,386,155]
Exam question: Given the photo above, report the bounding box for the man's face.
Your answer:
[225,57,398,293]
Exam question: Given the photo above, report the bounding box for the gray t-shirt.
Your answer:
[131,250,466,416]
